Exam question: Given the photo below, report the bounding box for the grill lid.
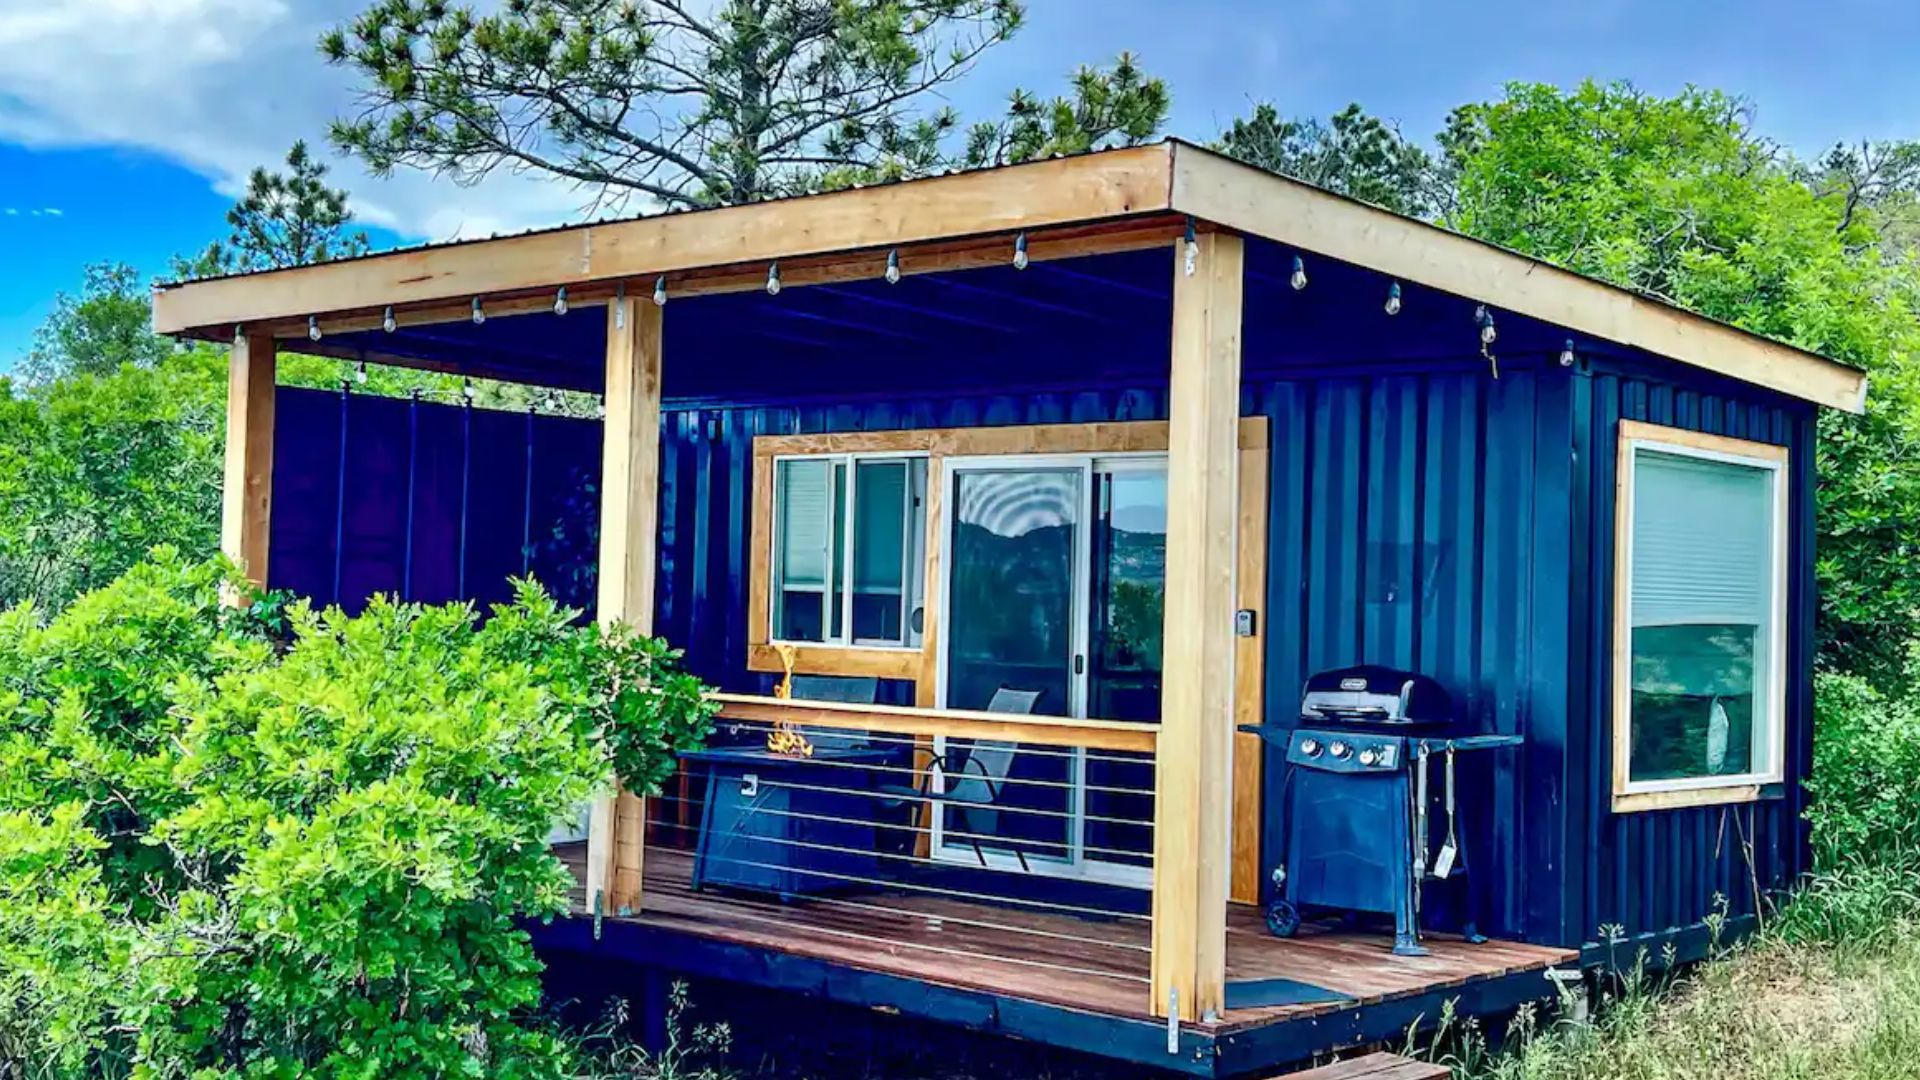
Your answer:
[1300,664,1452,727]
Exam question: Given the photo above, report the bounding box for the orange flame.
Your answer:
[766,643,814,757]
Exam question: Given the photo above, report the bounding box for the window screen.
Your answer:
[773,459,831,641]
[1627,448,1778,783]
[770,455,925,647]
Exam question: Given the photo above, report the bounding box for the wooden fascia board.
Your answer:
[1167,142,1870,414]
[153,144,1177,336]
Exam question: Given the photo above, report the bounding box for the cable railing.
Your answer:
[630,692,1162,1004]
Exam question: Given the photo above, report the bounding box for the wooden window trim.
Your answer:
[747,417,1270,903]
[1611,419,1790,814]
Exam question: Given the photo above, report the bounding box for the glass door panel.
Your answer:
[940,464,1085,867]
[1084,464,1165,872]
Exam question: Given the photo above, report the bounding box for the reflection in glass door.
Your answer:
[1084,464,1164,873]
[935,455,1164,885]
[939,462,1086,871]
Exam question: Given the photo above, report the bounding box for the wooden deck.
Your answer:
[550,843,1574,1049]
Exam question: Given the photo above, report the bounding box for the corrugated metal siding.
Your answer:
[268,355,1817,954]
[268,387,602,615]
[1255,365,1571,943]
[1570,361,1817,943]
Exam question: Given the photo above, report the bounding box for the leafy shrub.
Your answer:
[0,551,714,1078]
[1806,668,1920,867]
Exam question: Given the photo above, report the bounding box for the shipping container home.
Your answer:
[155,141,1867,1077]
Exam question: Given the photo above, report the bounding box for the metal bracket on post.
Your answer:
[1166,988,1179,1054]
[592,889,605,941]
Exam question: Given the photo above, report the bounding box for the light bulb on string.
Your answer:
[462,378,475,404]
[308,316,322,342]
[1385,282,1402,316]
[653,276,668,307]
[553,287,569,316]
[471,297,486,325]
[766,262,782,296]
[1476,305,1497,346]
[1290,256,1308,291]
[382,306,397,333]
[1183,217,1199,277]
[355,360,368,385]
[885,248,901,285]
[1560,339,1577,367]
[1013,231,1030,270]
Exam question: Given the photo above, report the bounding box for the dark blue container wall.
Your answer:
[1257,364,1572,944]
[1570,361,1817,945]
[267,387,603,615]
[651,364,1571,945]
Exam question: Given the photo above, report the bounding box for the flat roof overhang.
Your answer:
[153,140,1869,414]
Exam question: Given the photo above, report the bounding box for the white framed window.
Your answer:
[770,453,927,648]
[1612,420,1788,812]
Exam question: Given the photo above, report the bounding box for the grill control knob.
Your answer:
[1299,738,1322,757]
[1358,747,1379,767]
[1328,740,1351,759]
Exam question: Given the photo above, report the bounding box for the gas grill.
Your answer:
[1240,664,1521,956]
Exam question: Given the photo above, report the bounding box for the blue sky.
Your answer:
[2,0,1917,365]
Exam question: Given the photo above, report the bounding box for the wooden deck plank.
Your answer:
[551,843,1576,1034]
[1278,1052,1449,1079]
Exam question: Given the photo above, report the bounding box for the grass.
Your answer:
[1441,911,1920,1080]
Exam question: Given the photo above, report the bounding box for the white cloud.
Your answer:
[0,0,591,241]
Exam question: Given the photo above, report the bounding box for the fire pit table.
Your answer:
[683,745,891,900]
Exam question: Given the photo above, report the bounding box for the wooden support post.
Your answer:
[586,293,664,918]
[1151,231,1243,1022]
[220,332,277,592]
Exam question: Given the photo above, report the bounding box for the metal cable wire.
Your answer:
[646,792,1154,862]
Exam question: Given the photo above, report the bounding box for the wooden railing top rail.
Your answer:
[709,692,1158,753]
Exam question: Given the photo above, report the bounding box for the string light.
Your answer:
[354,360,368,385]
[232,325,244,343]
[307,316,322,342]
[553,287,569,316]
[1013,231,1030,270]
[1385,282,1402,316]
[461,377,475,404]
[471,297,486,325]
[766,262,782,296]
[382,306,397,333]
[1289,256,1308,291]
[653,276,668,307]
[885,248,901,285]
[1560,339,1577,367]
[1475,305,1500,380]
[1183,217,1199,277]
[594,395,606,420]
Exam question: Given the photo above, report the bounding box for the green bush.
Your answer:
[0,551,715,1078]
[1806,667,1920,868]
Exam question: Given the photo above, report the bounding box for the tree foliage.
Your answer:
[20,264,173,384]
[1214,102,1438,217]
[960,51,1168,169]
[0,352,227,612]
[175,141,372,279]
[323,0,1026,209]
[0,554,715,1077]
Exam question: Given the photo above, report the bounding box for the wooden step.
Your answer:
[1274,1051,1450,1080]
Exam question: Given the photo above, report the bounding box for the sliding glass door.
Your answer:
[935,454,1164,885]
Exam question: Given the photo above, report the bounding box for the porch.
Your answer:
[551,843,1574,1075]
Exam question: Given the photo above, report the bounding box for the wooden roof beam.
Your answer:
[153,147,1181,337]
[1166,141,1870,413]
